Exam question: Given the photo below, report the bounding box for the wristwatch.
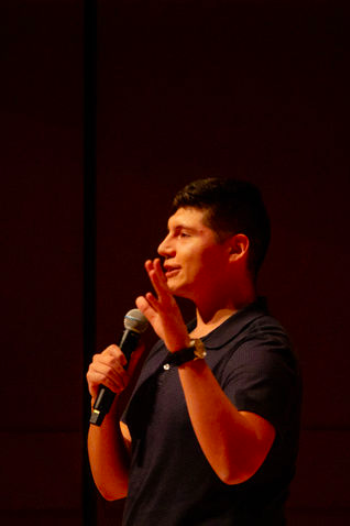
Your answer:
[163,339,207,370]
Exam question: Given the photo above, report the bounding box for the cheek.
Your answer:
[201,250,227,277]
[200,246,220,266]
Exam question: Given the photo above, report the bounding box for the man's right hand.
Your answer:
[87,344,143,403]
[87,343,141,500]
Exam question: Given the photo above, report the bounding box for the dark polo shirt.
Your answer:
[122,298,302,525]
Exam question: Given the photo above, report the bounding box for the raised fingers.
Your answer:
[145,258,171,302]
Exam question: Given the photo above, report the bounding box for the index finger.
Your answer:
[102,344,128,367]
[145,258,170,298]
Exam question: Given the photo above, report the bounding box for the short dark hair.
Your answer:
[172,177,270,277]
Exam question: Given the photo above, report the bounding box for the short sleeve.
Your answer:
[221,335,300,436]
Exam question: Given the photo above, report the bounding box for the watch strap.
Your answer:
[163,339,206,370]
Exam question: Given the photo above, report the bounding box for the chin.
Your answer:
[168,282,192,300]
[166,282,178,294]
[166,279,182,295]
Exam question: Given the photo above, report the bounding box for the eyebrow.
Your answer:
[167,221,200,235]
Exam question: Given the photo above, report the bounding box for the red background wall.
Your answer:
[1,1,84,525]
[1,1,349,525]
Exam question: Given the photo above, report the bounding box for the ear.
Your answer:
[227,233,250,263]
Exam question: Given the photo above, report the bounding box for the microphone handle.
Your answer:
[89,329,140,426]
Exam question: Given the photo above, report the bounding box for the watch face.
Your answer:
[193,339,207,360]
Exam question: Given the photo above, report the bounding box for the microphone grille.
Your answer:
[124,308,149,333]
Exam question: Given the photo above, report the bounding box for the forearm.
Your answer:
[178,359,275,484]
[88,398,130,501]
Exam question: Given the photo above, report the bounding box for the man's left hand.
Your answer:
[136,258,190,353]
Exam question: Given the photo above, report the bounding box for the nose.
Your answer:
[157,233,175,258]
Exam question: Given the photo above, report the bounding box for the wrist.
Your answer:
[163,339,207,370]
[167,337,191,354]
[178,354,207,371]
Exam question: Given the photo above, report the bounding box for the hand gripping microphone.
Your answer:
[90,308,149,426]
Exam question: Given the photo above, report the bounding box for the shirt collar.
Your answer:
[188,297,269,350]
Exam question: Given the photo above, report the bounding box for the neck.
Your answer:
[190,281,256,339]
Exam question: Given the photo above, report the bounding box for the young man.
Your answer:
[87,178,301,525]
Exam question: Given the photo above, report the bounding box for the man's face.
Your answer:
[157,207,230,301]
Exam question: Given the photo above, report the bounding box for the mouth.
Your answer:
[163,265,181,278]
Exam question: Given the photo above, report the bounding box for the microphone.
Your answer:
[90,308,149,426]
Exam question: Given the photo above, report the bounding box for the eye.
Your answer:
[173,226,193,238]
